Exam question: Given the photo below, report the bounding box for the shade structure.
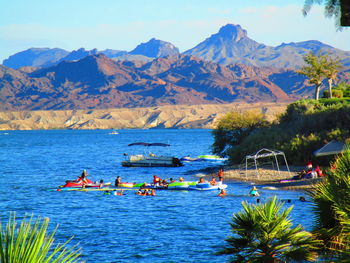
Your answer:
[245,148,291,179]
[314,140,346,157]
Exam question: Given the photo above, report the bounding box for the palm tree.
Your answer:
[216,196,320,263]
[0,213,82,263]
[323,56,343,98]
[298,52,327,100]
[309,144,350,260]
[303,0,350,27]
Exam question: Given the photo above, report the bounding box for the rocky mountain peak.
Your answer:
[130,38,180,58]
[217,24,248,42]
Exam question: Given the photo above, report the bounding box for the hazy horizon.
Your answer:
[1,0,349,62]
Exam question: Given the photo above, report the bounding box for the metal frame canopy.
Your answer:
[245,148,291,179]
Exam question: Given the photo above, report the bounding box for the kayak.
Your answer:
[188,183,227,191]
[133,181,197,190]
[60,181,111,188]
[117,182,134,188]
[168,181,196,188]
[56,187,133,192]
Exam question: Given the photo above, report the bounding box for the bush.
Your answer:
[212,110,268,156]
[212,100,350,165]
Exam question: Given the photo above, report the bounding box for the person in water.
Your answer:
[77,170,89,185]
[217,169,224,185]
[179,177,184,182]
[99,179,104,188]
[115,176,121,187]
[148,189,156,196]
[198,177,206,183]
[153,175,161,186]
[249,186,259,196]
[114,189,124,196]
[218,189,227,197]
[209,177,217,186]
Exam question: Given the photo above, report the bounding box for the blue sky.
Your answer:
[0,0,349,62]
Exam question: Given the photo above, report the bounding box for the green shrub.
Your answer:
[212,100,350,165]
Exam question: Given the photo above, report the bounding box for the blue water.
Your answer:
[0,129,315,262]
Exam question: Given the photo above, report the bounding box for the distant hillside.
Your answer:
[0,53,320,111]
[3,23,350,70]
[0,102,288,130]
[130,38,180,58]
[2,48,69,69]
[184,24,350,69]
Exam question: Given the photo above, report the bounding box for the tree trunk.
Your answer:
[340,0,350,26]
[328,79,333,98]
[315,84,321,100]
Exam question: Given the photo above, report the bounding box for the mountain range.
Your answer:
[0,24,349,112]
[0,52,319,111]
[3,24,350,70]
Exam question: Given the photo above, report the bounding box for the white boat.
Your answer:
[121,142,183,167]
[109,130,119,135]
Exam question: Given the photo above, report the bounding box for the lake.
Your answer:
[0,129,315,262]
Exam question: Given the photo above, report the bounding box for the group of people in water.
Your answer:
[74,168,260,198]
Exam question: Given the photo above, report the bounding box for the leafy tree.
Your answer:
[323,55,343,98]
[309,145,350,260]
[217,99,350,165]
[0,213,82,263]
[303,0,350,27]
[297,52,327,100]
[322,89,343,98]
[212,110,268,156]
[217,196,320,263]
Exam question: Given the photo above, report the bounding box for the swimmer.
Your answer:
[218,189,227,197]
[249,186,259,197]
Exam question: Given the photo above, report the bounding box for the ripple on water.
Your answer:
[0,130,315,262]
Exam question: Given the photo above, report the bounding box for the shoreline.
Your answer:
[197,165,322,190]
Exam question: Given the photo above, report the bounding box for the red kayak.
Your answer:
[60,178,99,188]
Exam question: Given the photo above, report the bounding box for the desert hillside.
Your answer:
[0,102,288,130]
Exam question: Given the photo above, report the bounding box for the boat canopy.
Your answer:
[128,142,170,147]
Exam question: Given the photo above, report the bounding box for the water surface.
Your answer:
[0,129,314,262]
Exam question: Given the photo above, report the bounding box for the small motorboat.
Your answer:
[109,130,119,135]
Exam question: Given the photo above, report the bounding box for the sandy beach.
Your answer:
[201,165,323,190]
